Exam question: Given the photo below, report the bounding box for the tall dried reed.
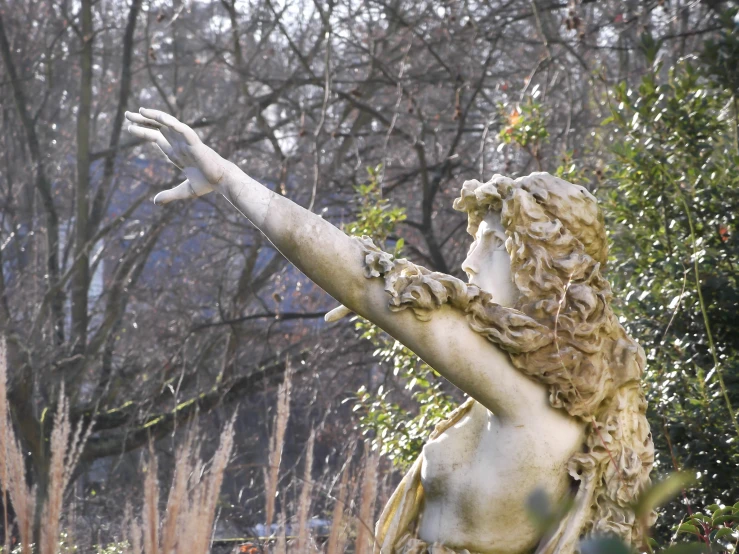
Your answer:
[188,414,235,554]
[1,338,240,554]
[264,363,292,534]
[159,430,196,554]
[295,430,315,552]
[142,446,160,554]
[2,337,388,554]
[127,415,235,554]
[0,339,35,554]
[0,340,91,554]
[274,509,287,554]
[124,502,142,554]
[354,444,379,554]
[40,386,91,554]
[0,338,12,554]
[325,461,350,554]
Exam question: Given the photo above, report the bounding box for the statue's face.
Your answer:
[462,211,518,307]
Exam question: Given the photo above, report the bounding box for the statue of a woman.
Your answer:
[126,108,654,554]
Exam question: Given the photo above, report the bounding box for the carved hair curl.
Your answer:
[359,173,654,552]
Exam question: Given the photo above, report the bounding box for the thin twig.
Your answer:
[679,193,739,439]
[309,31,332,212]
[378,38,413,193]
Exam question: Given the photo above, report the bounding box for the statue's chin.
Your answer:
[469,278,495,301]
[468,276,485,293]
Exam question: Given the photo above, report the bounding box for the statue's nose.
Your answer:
[462,250,479,278]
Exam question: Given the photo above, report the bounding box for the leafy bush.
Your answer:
[345,167,455,469]
[603,55,739,538]
[675,502,739,548]
[346,16,739,546]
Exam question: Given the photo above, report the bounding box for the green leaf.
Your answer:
[711,527,735,541]
[580,537,632,554]
[712,506,733,520]
[712,514,737,525]
[660,544,710,554]
[676,523,700,535]
[633,472,699,519]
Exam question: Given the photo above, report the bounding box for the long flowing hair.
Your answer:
[360,173,654,552]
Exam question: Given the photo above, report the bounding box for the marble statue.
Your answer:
[126,108,654,554]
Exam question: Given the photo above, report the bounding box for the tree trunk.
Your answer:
[70,0,94,356]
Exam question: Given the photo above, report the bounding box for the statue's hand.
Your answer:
[125,108,226,205]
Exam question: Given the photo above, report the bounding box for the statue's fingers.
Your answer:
[153,179,196,206]
[129,110,178,146]
[128,123,165,145]
[139,108,200,146]
[139,108,178,127]
[158,126,182,150]
[128,115,181,155]
[128,124,178,160]
[155,144,183,169]
[125,110,163,129]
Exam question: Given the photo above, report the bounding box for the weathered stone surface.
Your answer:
[127,110,654,554]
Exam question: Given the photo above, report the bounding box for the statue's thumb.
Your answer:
[153,179,193,205]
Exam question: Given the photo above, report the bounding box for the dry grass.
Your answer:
[125,416,236,554]
[40,386,92,554]
[0,340,386,554]
[0,339,238,554]
[325,462,350,554]
[354,444,379,554]
[189,414,236,553]
[296,430,315,552]
[142,445,160,554]
[0,338,13,554]
[1,339,36,554]
[274,509,287,554]
[264,362,292,535]
[0,340,92,554]
[159,431,196,554]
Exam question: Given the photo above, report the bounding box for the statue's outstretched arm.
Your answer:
[125,108,551,421]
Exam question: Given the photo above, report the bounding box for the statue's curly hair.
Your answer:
[359,173,654,553]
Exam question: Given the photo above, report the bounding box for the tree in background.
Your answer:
[1,0,736,545]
